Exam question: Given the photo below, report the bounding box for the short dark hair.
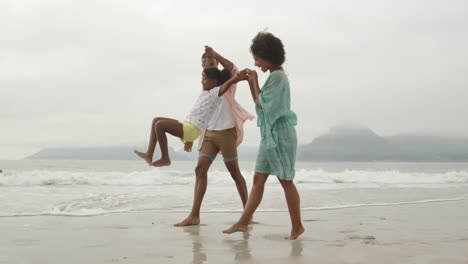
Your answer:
[250,32,285,66]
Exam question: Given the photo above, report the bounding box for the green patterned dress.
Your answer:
[255,70,298,180]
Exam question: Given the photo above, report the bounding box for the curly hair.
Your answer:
[250,32,286,66]
[203,67,232,86]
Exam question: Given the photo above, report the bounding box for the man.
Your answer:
[175,46,254,226]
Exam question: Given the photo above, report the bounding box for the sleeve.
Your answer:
[255,72,294,150]
[257,73,289,127]
[198,87,221,112]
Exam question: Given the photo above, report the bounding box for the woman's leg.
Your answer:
[279,179,304,240]
[223,172,269,234]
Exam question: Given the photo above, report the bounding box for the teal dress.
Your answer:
[255,70,298,180]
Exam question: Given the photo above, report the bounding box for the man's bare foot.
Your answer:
[222,223,248,234]
[133,150,152,164]
[174,216,200,227]
[289,225,305,240]
[151,158,171,167]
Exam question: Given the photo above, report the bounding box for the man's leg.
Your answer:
[219,128,248,207]
[224,160,248,208]
[174,156,212,226]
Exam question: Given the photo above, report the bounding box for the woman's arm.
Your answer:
[246,70,262,108]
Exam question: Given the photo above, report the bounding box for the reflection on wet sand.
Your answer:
[290,239,304,257]
[224,231,252,262]
[182,224,303,263]
[183,225,207,264]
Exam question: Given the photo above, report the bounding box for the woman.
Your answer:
[223,32,304,240]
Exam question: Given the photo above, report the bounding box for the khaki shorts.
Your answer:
[199,127,238,162]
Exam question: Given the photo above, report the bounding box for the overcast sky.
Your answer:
[1,0,467,159]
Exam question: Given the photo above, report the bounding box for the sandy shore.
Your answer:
[1,199,468,264]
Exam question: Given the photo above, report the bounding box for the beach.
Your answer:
[2,198,468,264]
[1,160,468,263]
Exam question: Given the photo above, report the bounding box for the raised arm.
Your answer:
[218,70,247,96]
[205,46,234,72]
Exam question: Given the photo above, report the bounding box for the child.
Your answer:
[223,32,305,240]
[134,65,243,167]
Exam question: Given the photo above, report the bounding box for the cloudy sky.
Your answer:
[1,0,467,159]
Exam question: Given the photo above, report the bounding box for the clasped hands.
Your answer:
[235,68,257,83]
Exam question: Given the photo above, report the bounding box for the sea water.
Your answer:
[1,160,467,217]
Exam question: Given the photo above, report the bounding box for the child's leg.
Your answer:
[152,118,184,167]
[134,117,175,164]
[279,179,304,240]
[223,172,269,234]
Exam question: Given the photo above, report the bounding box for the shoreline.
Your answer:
[1,196,467,218]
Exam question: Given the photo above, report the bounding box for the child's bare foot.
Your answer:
[151,158,171,167]
[133,150,152,164]
[289,225,305,240]
[222,223,248,234]
[174,216,200,227]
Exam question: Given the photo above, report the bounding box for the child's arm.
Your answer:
[218,70,248,96]
[205,46,234,72]
[184,142,193,152]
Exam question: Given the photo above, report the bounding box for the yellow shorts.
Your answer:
[180,121,201,143]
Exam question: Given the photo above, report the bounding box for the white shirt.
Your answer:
[185,86,222,132]
[207,95,235,130]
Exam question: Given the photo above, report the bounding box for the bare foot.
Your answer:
[151,158,171,167]
[174,216,200,227]
[223,223,248,234]
[133,150,152,164]
[289,225,305,240]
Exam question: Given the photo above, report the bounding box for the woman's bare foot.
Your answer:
[133,150,152,164]
[222,223,248,234]
[289,225,305,240]
[151,158,171,167]
[174,216,200,227]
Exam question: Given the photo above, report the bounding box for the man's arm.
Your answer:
[205,46,234,72]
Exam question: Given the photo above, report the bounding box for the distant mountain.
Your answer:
[25,145,259,161]
[25,146,193,160]
[298,125,468,162]
[386,134,468,162]
[25,126,468,162]
[298,125,404,161]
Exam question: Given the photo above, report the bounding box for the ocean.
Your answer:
[1,160,468,217]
